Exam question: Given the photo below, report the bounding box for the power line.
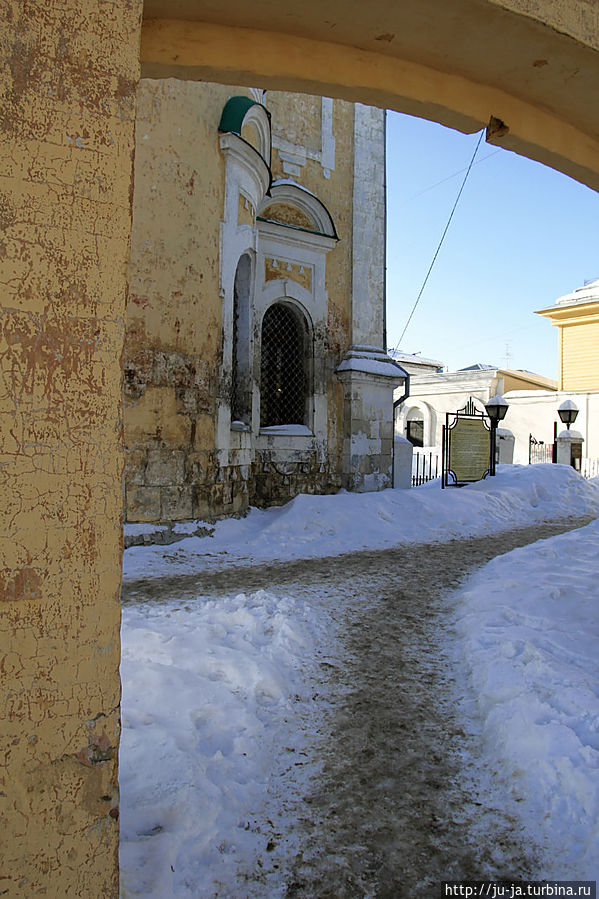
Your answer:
[393,129,486,352]
[396,149,500,208]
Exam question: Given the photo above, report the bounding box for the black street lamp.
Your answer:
[485,394,509,476]
[558,399,579,430]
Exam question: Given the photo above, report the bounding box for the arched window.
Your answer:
[260,303,309,427]
[406,407,425,447]
[231,254,252,424]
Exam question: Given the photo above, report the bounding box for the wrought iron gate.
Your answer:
[528,434,554,464]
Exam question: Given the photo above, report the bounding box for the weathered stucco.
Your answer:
[140,1,599,193]
[0,0,141,894]
[125,82,360,521]
[4,0,599,893]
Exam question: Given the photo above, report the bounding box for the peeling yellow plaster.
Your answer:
[0,0,141,893]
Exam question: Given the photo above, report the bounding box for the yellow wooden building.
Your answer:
[537,278,599,392]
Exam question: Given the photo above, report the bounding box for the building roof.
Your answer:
[458,363,497,371]
[537,277,599,314]
[389,349,443,368]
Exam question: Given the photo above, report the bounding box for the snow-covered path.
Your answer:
[121,517,591,897]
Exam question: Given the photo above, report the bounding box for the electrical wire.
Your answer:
[393,128,486,353]
[396,149,500,208]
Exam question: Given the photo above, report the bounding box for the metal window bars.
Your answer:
[260,303,307,427]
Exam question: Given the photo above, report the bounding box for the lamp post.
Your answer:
[557,399,579,430]
[485,394,509,476]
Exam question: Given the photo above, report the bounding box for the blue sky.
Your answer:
[385,111,599,379]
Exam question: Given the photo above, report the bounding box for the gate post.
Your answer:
[393,435,413,489]
[556,430,584,470]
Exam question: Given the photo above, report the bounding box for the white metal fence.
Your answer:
[581,457,599,480]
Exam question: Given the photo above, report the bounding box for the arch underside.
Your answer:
[140,0,599,192]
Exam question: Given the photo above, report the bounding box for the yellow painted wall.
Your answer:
[502,372,557,392]
[0,0,141,894]
[126,80,232,519]
[5,0,599,892]
[125,83,355,519]
[126,80,239,519]
[140,1,599,193]
[538,300,599,392]
[561,321,599,391]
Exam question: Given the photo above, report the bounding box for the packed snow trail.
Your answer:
[122,517,591,897]
[121,518,591,607]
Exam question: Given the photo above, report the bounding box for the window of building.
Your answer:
[406,418,424,447]
[260,303,309,427]
[231,254,253,425]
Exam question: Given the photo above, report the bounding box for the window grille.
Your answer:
[260,303,308,427]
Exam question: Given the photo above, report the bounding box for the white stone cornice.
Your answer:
[257,218,337,254]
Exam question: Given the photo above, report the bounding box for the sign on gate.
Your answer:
[442,398,491,487]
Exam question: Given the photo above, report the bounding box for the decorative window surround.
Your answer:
[219,96,271,166]
[255,185,337,462]
[271,96,336,179]
[260,179,338,238]
[321,97,336,179]
[218,126,271,468]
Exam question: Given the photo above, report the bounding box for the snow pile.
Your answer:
[120,464,599,888]
[455,518,599,878]
[119,590,325,897]
[124,464,599,580]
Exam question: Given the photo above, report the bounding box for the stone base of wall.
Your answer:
[251,452,340,508]
[125,445,340,522]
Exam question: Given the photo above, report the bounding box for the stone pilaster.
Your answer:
[338,107,406,491]
[351,104,386,348]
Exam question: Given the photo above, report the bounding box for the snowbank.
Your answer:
[120,464,599,888]
[124,464,599,580]
[120,590,325,897]
[455,519,599,878]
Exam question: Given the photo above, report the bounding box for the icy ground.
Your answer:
[119,465,599,895]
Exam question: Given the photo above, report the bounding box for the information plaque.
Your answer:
[442,398,491,487]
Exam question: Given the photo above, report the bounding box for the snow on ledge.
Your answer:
[337,346,407,380]
[259,424,313,437]
[557,429,583,441]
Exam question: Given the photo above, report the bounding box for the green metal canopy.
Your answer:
[218,96,269,135]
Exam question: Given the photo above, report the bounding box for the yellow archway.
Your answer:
[140,0,599,191]
[2,0,598,893]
